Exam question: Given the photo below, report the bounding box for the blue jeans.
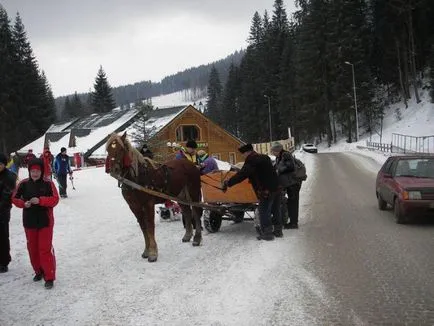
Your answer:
[258,191,282,231]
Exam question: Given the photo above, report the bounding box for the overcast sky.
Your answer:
[2,0,297,97]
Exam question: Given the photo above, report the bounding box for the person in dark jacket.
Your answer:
[54,147,72,198]
[140,144,154,159]
[12,158,59,289]
[223,144,282,240]
[271,142,300,229]
[0,153,17,273]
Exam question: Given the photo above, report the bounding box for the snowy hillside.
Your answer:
[0,152,316,325]
[319,88,434,165]
[150,90,207,110]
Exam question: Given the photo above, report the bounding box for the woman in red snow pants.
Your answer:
[12,158,59,290]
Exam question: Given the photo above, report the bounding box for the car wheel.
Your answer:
[394,198,408,224]
[377,193,387,210]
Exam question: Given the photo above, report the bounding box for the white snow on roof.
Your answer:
[46,120,76,133]
[19,90,207,157]
[19,109,139,156]
[90,107,186,158]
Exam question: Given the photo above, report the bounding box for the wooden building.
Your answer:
[148,105,245,164]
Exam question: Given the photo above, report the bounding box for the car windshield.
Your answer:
[395,158,434,178]
[305,144,314,147]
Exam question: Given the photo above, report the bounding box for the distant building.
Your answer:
[144,105,245,164]
[19,104,246,166]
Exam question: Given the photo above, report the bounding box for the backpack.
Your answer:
[293,156,307,182]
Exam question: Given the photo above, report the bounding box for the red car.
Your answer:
[376,155,434,223]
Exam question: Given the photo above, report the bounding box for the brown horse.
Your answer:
[105,132,203,262]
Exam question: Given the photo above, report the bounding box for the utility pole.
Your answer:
[345,61,359,142]
[264,95,272,144]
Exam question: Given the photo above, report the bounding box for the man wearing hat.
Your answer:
[54,147,72,198]
[271,141,299,229]
[140,143,154,159]
[222,144,282,240]
[0,153,17,273]
[175,140,198,164]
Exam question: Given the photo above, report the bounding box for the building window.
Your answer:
[229,152,236,165]
[176,125,200,141]
[212,153,221,160]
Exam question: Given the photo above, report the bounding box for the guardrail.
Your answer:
[392,133,434,154]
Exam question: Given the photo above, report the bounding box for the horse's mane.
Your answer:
[106,133,159,173]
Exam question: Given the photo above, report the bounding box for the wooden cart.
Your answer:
[200,170,259,233]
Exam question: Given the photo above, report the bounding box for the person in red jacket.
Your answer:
[12,158,59,289]
[40,148,54,180]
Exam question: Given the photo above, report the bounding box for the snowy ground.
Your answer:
[0,152,317,326]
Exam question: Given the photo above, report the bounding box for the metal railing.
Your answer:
[391,133,434,154]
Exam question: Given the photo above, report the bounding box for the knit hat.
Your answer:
[271,141,283,151]
[238,144,253,154]
[61,147,67,153]
[197,150,207,157]
[29,164,42,171]
[185,140,198,149]
[0,153,7,165]
[28,158,44,175]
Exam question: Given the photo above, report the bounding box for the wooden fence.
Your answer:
[366,141,392,152]
[253,137,295,155]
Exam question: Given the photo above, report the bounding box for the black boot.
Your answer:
[273,229,283,238]
[33,271,43,282]
[0,265,8,273]
[258,227,275,241]
[44,280,54,289]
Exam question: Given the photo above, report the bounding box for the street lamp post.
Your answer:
[345,61,359,142]
[264,95,272,144]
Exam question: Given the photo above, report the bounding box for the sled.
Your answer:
[200,171,259,233]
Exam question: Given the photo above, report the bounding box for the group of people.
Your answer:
[168,139,303,240]
[174,140,219,174]
[0,146,74,290]
[222,141,303,241]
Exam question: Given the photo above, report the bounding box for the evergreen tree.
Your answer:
[71,91,84,116]
[205,65,223,124]
[62,96,72,119]
[221,63,241,136]
[248,12,262,45]
[430,45,434,103]
[91,65,116,113]
[0,5,15,153]
[130,101,154,145]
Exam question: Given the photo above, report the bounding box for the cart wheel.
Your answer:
[203,210,222,233]
[232,211,244,223]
